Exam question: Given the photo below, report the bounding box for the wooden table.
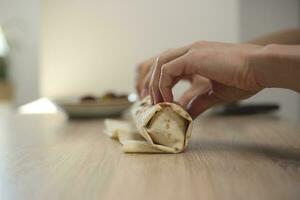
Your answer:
[0,112,300,200]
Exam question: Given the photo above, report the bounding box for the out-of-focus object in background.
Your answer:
[0,25,9,58]
[80,92,128,103]
[18,98,59,114]
[0,25,13,113]
[55,92,135,118]
[213,102,280,116]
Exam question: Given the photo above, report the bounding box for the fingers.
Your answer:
[149,57,164,104]
[135,57,156,98]
[187,90,222,119]
[158,53,198,102]
[149,47,190,104]
[178,75,210,107]
[178,87,200,108]
[141,72,151,98]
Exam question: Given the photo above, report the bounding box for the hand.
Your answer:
[135,55,210,107]
[142,41,264,118]
[177,75,210,108]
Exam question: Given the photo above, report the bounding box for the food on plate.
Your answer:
[100,92,128,100]
[80,92,128,103]
[80,95,97,102]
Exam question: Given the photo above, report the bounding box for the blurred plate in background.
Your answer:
[55,94,136,118]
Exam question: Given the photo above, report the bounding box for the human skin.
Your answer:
[250,29,300,45]
[135,30,300,119]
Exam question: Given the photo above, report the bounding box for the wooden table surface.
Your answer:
[0,112,300,200]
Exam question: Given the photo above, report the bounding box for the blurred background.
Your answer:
[0,0,299,120]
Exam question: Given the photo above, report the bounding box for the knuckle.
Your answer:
[187,48,198,57]
[197,40,209,45]
[155,56,161,65]
[161,64,168,74]
[156,56,165,67]
[191,40,208,47]
[160,64,170,78]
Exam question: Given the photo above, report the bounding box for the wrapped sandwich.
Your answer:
[104,96,193,153]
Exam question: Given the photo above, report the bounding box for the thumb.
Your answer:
[187,90,222,119]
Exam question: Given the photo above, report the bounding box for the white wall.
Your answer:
[0,0,40,106]
[41,0,240,98]
[239,0,300,121]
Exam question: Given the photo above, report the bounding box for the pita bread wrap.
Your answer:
[104,96,193,153]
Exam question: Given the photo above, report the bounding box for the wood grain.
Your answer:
[0,112,300,200]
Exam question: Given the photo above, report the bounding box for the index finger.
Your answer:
[149,47,190,104]
[159,53,198,102]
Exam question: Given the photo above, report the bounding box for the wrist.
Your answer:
[249,44,300,92]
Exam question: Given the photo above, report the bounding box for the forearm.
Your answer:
[249,29,300,45]
[249,44,300,92]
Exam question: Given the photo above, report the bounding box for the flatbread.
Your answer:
[104,96,193,153]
